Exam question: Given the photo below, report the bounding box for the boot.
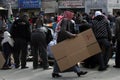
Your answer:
[77,71,88,77]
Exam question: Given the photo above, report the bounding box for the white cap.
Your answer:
[95,11,102,17]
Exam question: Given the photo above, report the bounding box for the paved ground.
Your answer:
[0,59,120,80]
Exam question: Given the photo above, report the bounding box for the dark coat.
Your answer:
[10,19,31,42]
[92,15,112,40]
[79,23,91,33]
[57,19,76,43]
[31,28,47,48]
[115,16,120,41]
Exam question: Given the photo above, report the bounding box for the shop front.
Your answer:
[18,0,42,17]
[85,0,120,15]
[41,1,58,14]
[58,0,85,13]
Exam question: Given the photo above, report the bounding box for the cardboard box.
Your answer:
[51,29,101,71]
[0,52,5,69]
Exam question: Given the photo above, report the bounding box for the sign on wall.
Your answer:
[59,0,84,8]
[18,0,41,9]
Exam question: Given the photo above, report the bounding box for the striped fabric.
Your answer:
[92,16,110,39]
[115,17,120,41]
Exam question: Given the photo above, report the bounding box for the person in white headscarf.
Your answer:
[92,11,111,71]
[1,30,14,69]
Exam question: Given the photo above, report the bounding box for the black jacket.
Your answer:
[10,19,31,42]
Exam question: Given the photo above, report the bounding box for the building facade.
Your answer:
[1,0,120,15]
[85,0,120,15]
[41,0,85,14]
[58,0,85,13]
[108,0,120,15]
[41,0,58,13]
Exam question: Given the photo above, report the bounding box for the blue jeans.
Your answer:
[53,60,80,73]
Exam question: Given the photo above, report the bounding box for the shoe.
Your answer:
[106,65,109,68]
[77,71,88,77]
[98,67,107,71]
[15,65,20,69]
[43,66,52,70]
[33,65,38,69]
[113,65,120,68]
[33,67,38,69]
[1,66,11,70]
[52,73,62,78]
[38,63,43,67]
[21,66,29,69]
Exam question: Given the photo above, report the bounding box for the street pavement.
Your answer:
[0,59,120,80]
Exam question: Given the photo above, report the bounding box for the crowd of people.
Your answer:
[0,10,120,78]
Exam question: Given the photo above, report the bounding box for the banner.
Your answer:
[18,0,41,9]
[59,0,84,8]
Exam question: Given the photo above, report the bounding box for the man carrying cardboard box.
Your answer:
[52,11,87,78]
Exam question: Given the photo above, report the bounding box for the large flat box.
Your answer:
[0,52,5,69]
[51,29,101,71]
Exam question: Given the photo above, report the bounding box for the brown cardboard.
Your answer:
[0,52,5,69]
[51,29,101,71]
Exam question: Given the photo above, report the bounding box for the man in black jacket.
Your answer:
[10,14,31,69]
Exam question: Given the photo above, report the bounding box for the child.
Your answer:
[1,30,14,69]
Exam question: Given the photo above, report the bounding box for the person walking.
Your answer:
[52,11,87,78]
[10,14,31,69]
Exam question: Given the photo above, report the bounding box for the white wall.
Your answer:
[107,0,120,14]
[85,0,120,15]
[85,0,107,14]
